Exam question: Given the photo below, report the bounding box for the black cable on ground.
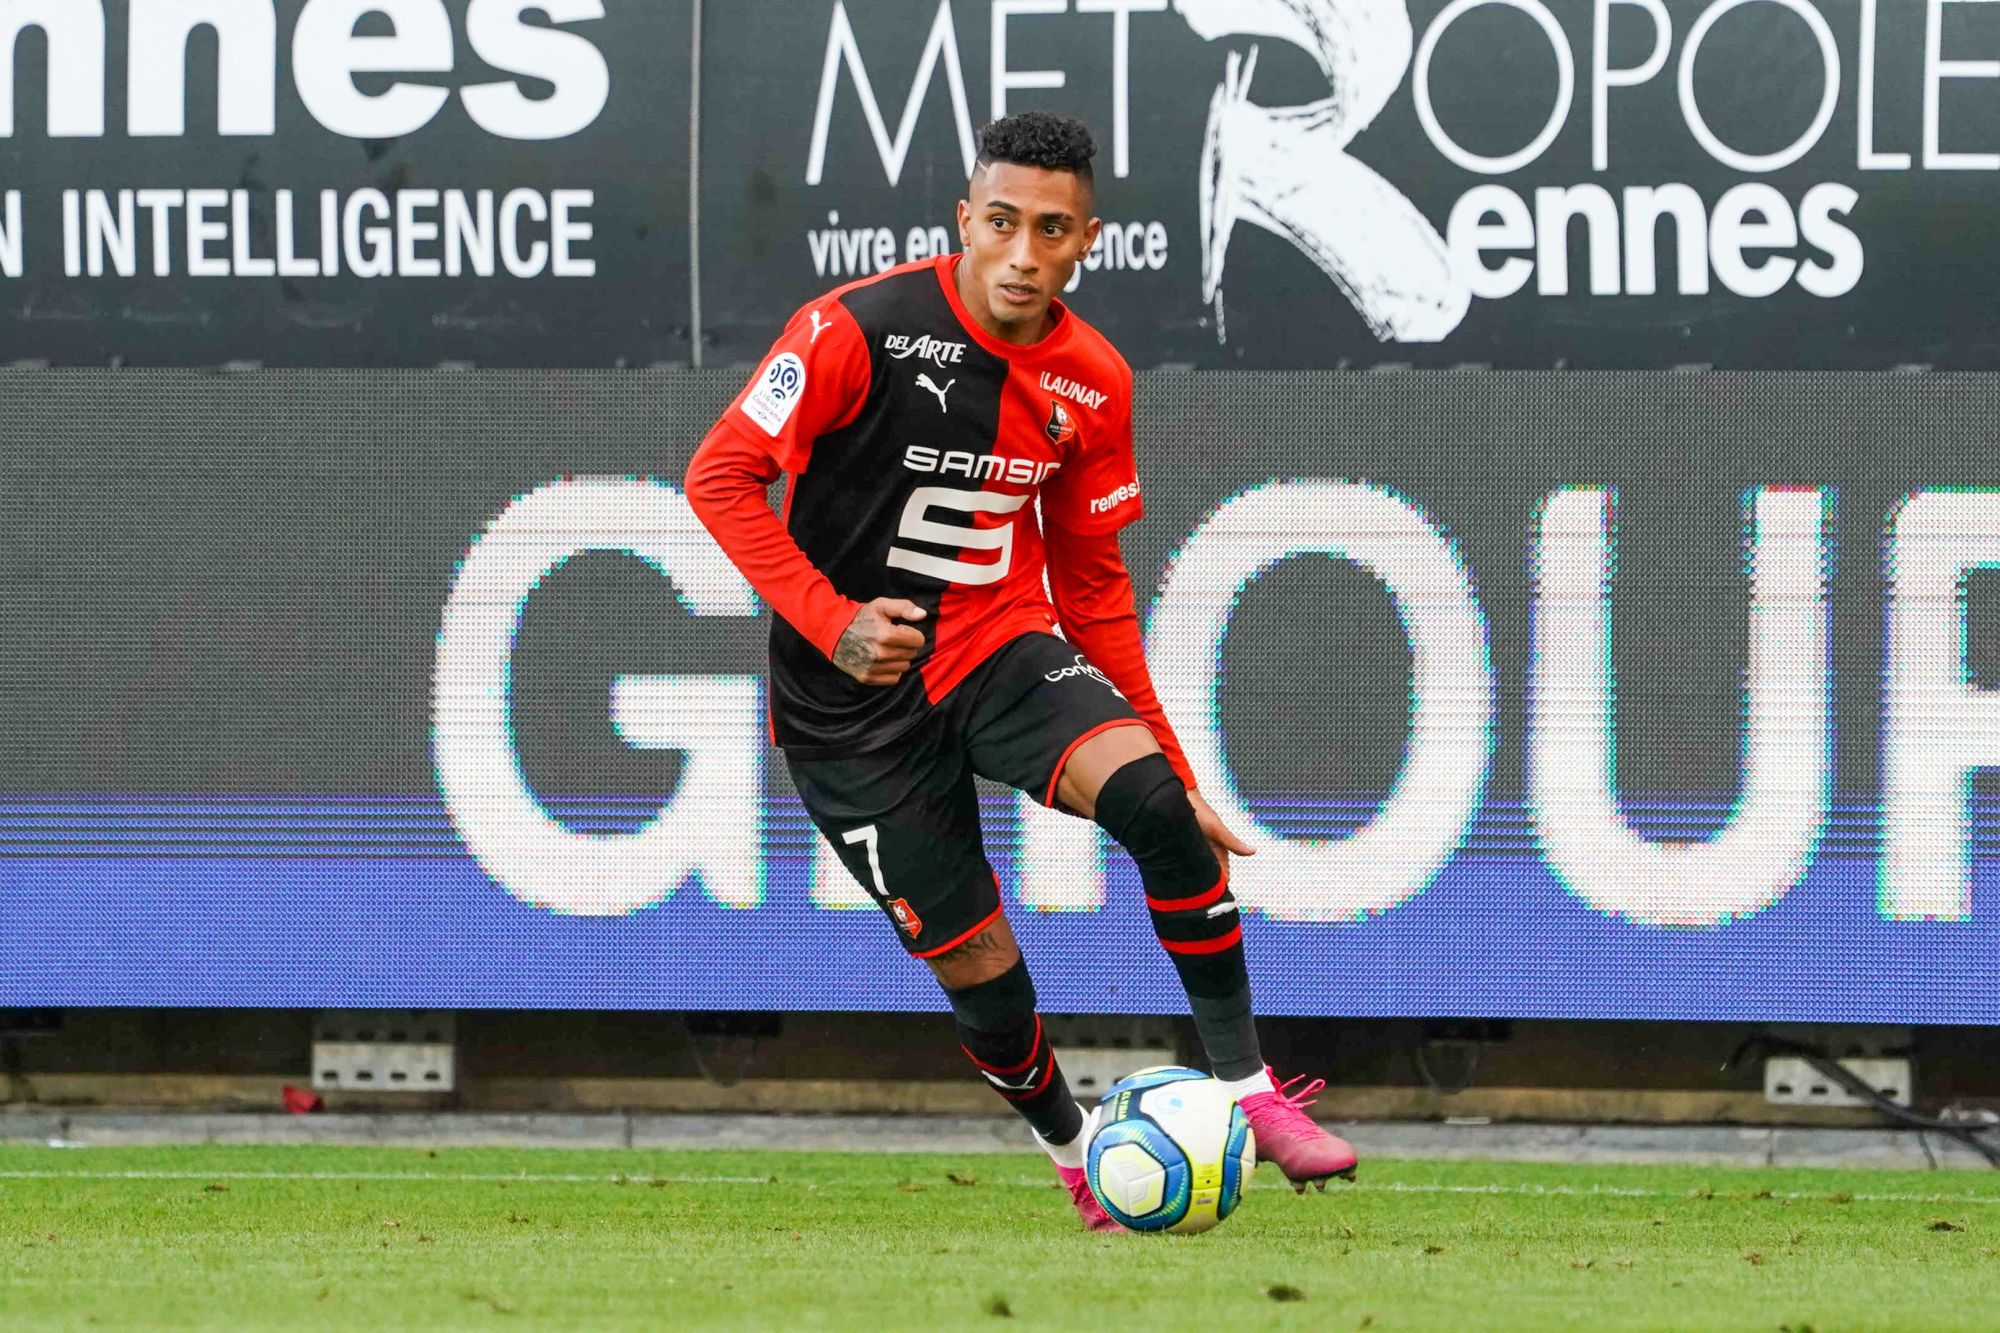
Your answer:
[1724,1034,2000,1169]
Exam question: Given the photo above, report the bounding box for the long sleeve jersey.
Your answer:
[684,252,1193,785]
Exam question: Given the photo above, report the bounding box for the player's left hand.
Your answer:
[1186,789,1255,879]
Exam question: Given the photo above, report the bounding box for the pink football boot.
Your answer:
[1054,1160,1125,1232]
[1238,1069,1359,1192]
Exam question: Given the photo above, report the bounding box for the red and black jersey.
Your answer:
[687,254,1163,764]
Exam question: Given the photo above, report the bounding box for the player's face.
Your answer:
[955,162,1101,345]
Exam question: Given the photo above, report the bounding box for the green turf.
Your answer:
[0,1145,1996,1330]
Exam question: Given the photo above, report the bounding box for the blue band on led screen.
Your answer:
[1,794,1993,1019]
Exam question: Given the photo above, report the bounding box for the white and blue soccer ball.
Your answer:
[1085,1066,1255,1234]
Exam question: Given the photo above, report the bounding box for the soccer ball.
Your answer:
[1085,1066,1255,1234]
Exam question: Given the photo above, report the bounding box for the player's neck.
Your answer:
[953,257,1056,347]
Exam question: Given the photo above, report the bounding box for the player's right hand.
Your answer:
[830,598,928,686]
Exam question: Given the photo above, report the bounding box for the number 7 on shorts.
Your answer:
[842,825,887,901]
[841,823,926,939]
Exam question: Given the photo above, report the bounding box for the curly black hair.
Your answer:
[975,111,1096,186]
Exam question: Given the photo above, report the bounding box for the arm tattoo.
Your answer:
[832,622,873,677]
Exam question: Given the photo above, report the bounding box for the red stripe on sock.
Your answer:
[1145,874,1227,913]
[1160,924,1243,955]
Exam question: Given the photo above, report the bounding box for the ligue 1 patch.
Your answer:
[889,898,923,937]
[740,351,807,436]
[1044,398,1076,446]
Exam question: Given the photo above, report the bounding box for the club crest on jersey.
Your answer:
[888,898,923,937]
[1044,399,1076,447]
[884,333,966,368]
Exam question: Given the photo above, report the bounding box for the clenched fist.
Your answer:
[831,598,927,686]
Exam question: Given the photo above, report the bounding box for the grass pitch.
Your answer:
[0,1145,1996,1330]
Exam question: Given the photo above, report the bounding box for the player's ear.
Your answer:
[1079,215,1102,257]
[957,197,973,249]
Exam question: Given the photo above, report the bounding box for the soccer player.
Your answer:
[685,112,1356,1230]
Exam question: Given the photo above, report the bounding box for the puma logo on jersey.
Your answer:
[904,444,1060,484]
[915,374,954,412]
[1039,372,1108,411]
[885,333,966,367]
[981,1064,1041,1093]
[808,310,828,342]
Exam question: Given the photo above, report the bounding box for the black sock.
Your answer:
[945,960,1084,1146]
[1094,753,1265,1081]
[1188,989,1265,1082]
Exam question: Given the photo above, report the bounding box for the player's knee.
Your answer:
[1093,750,1235,962]
[1091,752,1209,865]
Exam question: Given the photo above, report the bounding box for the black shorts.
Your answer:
[786,631,1147,958]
